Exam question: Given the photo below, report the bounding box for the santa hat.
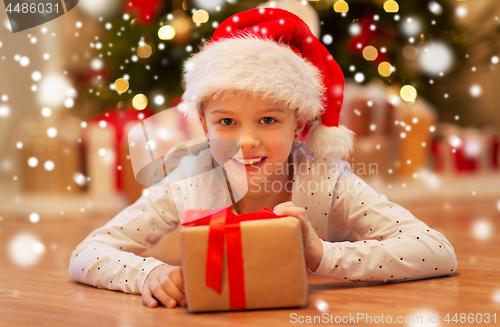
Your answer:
[180,7,355,160]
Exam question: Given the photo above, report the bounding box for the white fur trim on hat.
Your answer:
[305,121,356,161]
[180,33,326,122]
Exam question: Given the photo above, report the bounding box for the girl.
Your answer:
[69,8,457,309]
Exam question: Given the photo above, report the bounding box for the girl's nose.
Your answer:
[237,126,260,150]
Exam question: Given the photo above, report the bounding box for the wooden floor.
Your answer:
[1,198,499,326]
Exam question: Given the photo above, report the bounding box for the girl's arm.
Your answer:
[68,180,180,294]
[312,164,457,282]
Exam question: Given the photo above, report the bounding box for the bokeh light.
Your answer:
[314,299,329,312]
[158,25,175,40]
[333,1,349,13]
[419,42,453,75]
[378,62,393,77]
[403,45,418,61]
[400,85,417,102]
[428,2,442,15]
[192,9,209,24]
[383,0,399,13]
[47,127,57,138]
[29,213,40,223]
[132,94,148,110]
[73,172,87,186]
[28,157,38,167]
[362,46,378,61]
[137,43,153,58]
[322,34,333,45]
[472,220,492,240]
[154,95,165,106]
[401,17,421,36]
[456,5,468,18]
[44,160,55,171]
[470,84,482,97]
[349,23,361,36]
[492,289,500,304]
[41,107,52,117]
[0,104,10,118]
[114,78,129,93]
[354,72,365,83]
[37,73,72,107]
[8,232,46,267]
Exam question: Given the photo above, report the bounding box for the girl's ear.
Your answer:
[198,113,208,134]
[199,112,209,139]
[294,116,307,142]
[198,98,210,139]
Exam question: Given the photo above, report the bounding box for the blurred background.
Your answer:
[1,0,500,221]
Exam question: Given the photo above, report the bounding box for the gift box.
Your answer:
[82,106,155,196]
[340,81,438,181]
[431,123,499,175]
[340,80,394,137]
[19,117,85,194]
[180,207,308,312]
[389,96,437,180]
[348,134,390,179]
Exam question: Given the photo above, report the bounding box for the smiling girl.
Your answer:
[69,8,457,309]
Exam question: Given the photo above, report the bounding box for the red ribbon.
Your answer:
[182,207,284,310]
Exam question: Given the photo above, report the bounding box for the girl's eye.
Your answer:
[219,118,235,126]
[260,117,277,124]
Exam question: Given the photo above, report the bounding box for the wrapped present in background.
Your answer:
[82,106,154,197]
[83,104,200,203]
[339,80,394,180]
[121,105,192,203]
[431,123,499,176]
[388,95,438,180]
[339,80,437,181]
[180,207,308,312]
[19,116,85,195]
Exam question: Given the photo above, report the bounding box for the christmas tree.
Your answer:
[71,0,500,124]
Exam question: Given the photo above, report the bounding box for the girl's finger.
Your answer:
[142,288,158,308]
[151,284,177,308]
[276,208,309,231]
[162,278,186,306]
[277,207,306,221]
[273,201,295,213]
[169,268,185,293]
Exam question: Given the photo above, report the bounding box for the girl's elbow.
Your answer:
[68,246,84,280]
[438,244,458,276]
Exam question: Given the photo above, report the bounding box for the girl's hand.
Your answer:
[142,264,186,308]
[273,201,324,272]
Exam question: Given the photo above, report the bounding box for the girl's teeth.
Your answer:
[234,157,264,165]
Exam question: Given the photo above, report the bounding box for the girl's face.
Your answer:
[200,91,306,187]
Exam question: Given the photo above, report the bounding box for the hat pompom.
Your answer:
[305,120,356,161]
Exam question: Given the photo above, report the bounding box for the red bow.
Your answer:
[182,207,284,310]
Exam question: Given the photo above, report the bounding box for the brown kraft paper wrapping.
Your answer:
[180,217,308,312]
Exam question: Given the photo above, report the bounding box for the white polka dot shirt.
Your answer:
[68,145,457,294]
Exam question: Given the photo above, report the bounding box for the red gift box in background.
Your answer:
[431,123,499,175]
[84,106,154,191]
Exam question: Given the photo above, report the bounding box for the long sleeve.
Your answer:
[68,179,180,294]
[312,163,458,282]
